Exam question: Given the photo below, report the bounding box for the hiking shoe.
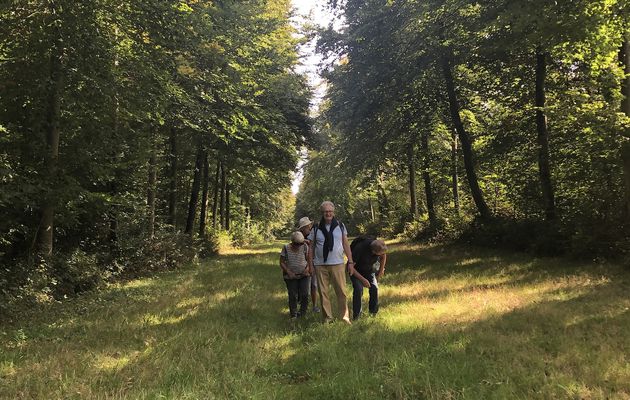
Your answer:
[313,306,321,313]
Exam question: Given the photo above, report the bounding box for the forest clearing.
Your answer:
[2,242,629,399]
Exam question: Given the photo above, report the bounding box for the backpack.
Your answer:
[350,235,376,253]
[351,235,380,272]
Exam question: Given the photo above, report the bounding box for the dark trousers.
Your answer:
[350,273,379,319]
[284,276,310,317]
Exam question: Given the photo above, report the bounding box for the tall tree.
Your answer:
[620,32,630,221]
[199,152,210,236]
[441,54,491,219]
[36,0,65,257]
[535,47,556,220]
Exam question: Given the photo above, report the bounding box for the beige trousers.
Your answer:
[315,263,349,322]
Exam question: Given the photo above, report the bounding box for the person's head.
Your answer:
[320,201,335,224]
[370,240,387,256]
[290,231,305,247]
[297,216,313,235]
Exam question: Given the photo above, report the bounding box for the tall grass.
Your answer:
[1,242,629,399]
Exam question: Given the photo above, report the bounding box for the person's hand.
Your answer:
[377,270,384,279]
[361,278,371,288]
[287,271,297,279]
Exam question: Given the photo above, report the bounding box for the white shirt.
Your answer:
[308,223,347,266]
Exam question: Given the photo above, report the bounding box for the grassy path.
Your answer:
[1,242,630,399]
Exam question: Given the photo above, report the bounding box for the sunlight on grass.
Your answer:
[220,247,280,255]
[139,312,195,327]
[456,257,484,266]
[2,242,629,399]
[112,278,156,290]
[176,296,205,309]
[0,361,17,378]
[93,353,136,372]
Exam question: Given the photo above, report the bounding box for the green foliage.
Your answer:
[50,249,102,298]
[0,0,311,303]
[298,0,630,258]
[207,229,234,254]
[122,232,200,275]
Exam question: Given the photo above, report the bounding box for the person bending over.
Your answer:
[349,238,387,319]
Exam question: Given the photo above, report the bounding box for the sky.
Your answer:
[289,0,330,194]
[291,0,333,110]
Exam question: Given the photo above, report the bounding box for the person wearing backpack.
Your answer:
[349,237,387,319]
[308,201,355,324]
[279,231,312,319]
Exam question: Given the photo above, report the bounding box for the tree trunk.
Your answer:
[37,4,63,257]
[620,36,630,221]
[368,198,375,223]
[167,126,177,227]
[535,47,556,221]
[242,194,251,230]
[225,177,231,231]
[220,163,226,229]
[147,130,157,239]
[376,170,389,220]
[441,54,491,219]
[421,129,437,226]
[451,131,460,214]
[212,160,221,229]
[185,147,204,234]
[199,152,210,236]
[407,143,418,219]
[108,216,118,254]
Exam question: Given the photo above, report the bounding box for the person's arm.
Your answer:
[351,268,371,288]
[307,244,313,275]
[342,233,356,275]
[280,249,295,278]
[280,255,289,274]
[376,253,387,279]
[309,236,316,272]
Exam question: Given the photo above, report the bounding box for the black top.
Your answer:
[351,238,379,276]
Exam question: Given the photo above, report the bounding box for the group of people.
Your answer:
[279,201,388,324]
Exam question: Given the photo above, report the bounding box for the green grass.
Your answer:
[1,242,630,399]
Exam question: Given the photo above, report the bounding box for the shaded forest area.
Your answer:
[1,0,312,310]
[296,0,630,260]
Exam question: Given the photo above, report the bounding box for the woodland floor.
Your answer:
[1,241,630,399]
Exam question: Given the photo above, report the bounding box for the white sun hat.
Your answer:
[297,216,313,229]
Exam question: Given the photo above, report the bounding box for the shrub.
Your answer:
[229,222,266,247]
[355,221,383,236]
[50,249,103,298]
[457,217,569,257]
[122,231,200,276]
[206,229,233,254]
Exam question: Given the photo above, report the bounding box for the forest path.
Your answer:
[2,242,629,399]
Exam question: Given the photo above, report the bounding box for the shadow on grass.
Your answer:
[2,242,629,399]
[385,243,627,287]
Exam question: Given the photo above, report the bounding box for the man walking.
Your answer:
[309,201,355,324]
